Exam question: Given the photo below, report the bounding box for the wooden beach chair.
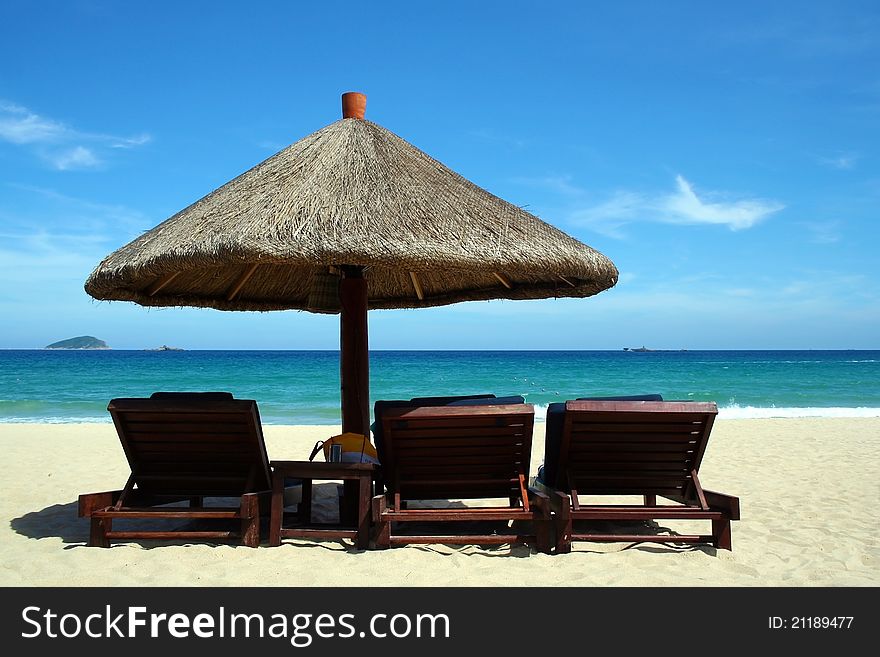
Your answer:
[372,394,518,494]
[371,404,552,552]
[78,394,272,547]
[546,400,740,552]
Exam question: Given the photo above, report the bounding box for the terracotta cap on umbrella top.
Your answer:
[342,92,367,119]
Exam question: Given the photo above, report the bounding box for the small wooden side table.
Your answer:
[269,461,376,550]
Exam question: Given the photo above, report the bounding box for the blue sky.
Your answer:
[1,1,877,350]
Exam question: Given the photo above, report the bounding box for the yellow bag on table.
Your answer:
[309,432,380,464]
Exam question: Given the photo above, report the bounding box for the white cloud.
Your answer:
[0,102,66,144]
[0,100,150,170]
[663,175,783,229]
[46,146,101,170]
[109,133,152,149]
[571,175,784,236]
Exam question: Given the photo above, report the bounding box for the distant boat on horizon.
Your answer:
[623,346,688,352]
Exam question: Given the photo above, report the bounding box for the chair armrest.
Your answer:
[78,490,122,517]
[371,493,387,521]
[703,489,741,520]
[527,487,552,518]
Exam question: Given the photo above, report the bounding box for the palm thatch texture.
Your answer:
[84,98,618,312]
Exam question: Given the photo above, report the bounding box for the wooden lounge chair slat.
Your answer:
[573,507,725,520]
[126,422,247,439]
[94,508,242,519]
[395,467,526,479]
[571,422,706,433]
[119,411,253,423]
[570,459,688,470]
[571,533,714,544]
[127,444,256,455]
[396,439,528,449]
[569,451,696,463]
[574,486,687,496]
[571,443,698,454]
[568,431,701,443]
[380,509,531,521]
[107,531,237,540]
[571,474,697,486]
[398,449,529,458]
[389,535,527,545]
[398,477,521,487]
[390,428,529,440]
[383,404,532,419]
[394,454,524,466]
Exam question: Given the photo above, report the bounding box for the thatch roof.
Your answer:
[85,107,617,313]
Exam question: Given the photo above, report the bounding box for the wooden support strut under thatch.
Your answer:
[493,272,512,289]
[146,272,180,297]
[409,271,425,300]
[226,264,259,301]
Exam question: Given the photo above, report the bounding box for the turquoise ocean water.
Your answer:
[0,350,877,424]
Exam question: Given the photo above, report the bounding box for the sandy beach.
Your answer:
[1,418,877,587]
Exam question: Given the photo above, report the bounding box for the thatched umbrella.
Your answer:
[85,93,618,435]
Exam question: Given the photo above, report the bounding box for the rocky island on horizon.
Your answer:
[45,336,110,350]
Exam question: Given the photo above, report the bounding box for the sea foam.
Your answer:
[527,403,880,422]
[717,405,880,419]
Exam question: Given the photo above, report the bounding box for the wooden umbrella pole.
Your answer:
[339,266,370,436]
[338,93,371,437]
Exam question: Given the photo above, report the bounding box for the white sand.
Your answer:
[1,419,877,586]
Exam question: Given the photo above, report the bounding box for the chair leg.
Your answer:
[240,493,260,548]
[537,519,553,554]
[371,495,390,549]
[301,479,313,524]
[644,494,656,506]
[90,517,110,548]
[270,472,284,547]
[554,493,572,554]
[527,490,553,554]
[712,517,732,550]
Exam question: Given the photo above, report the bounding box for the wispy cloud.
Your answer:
[817,152,858,170]
[0,100,151,170]
[469,129,527,150]
[0,101,66,143]
[511,174,585,197]
[663,175,783,229]
[802,220,842,244]
[570,175,784,237]
[256,139,286,151]
[46,146,101,170]
[2,183,151,240]
[724,15,880,58]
